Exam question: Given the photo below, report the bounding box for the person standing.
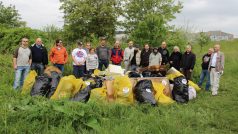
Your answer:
[124,41,134,72]
[84,42,91,54]
[86,48,99,75]
[111,40,124,65]
[169,46,182,70]
[130,45,141,71]
[149,47,162,66]
[13,37,32,89]
[140,43,151,68]
[198,48,214,91]
[181,45,196,80]
[209,44,225,96]
[96,37,110,71]
[30,38,48,75]
[72,40,87,78]
[158,41,170,65]
[49,39,68,73]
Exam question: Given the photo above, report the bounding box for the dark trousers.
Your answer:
[31,63,44,76]
[183,70,192,80]
[73,65,85,78]
[54,64,64,73]
[87,69,95,75]
[98,60,109,71]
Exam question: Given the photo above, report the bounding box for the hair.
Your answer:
[89,48,95,52]
[55,39,62,44]
[77,39,83,45]
[21,37,28,42]
[173,46,180,52]
[186,45,192,49]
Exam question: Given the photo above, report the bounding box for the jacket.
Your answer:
[208,51,224,72]
[181,52,196,70]
[130,50,141,66]
[124,47,134,61]
[158,47,170,65]
[111,48,124,64]
[49,46,68,64]
[149,52,162,66]
[140,49,152,67]
[169,52,182,70]
[201,53,211,70]
[30,44,48,65]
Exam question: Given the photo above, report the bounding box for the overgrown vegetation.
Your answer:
[0,40,238,133]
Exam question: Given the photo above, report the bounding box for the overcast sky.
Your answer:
[1,0,238,37]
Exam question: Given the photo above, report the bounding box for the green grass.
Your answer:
[0,40,238,134]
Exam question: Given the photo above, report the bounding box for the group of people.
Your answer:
[12,37,224,96]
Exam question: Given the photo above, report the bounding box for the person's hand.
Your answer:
[170,61,173,64]
[220,71,224,75]
[180,68,183,72]
[14,64,17,70]
[189,69,193,72]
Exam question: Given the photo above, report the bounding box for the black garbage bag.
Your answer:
[142,71,162,77]
[134,79,157,106]
[172,76,189,103]
[31,74,51,96]
[70,85,93,102]
[142,71,152,77]
[92,76,103,88]
[46,71,62,98]
[128,71,141,78]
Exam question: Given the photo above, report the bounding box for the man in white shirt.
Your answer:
[124,41,134,72]
[208,44,225,96]
[72,40,87,78]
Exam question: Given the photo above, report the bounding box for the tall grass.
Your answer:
[0,40,238,133]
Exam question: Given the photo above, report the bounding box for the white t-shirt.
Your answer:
[211,52,217,67]
[72,48,87,65]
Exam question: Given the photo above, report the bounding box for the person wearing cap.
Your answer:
[111,40,124,65]
[181,45,196,80]
[30,38,48,75]
[49,39,68,73]
[130,45,141,71]
[72,40,87,78]
[124,41,134,72]
[208,44,225,96]
[158,41,170,65]
[149,47,162,66]
[198,48,214,91]
[96,37,111,71]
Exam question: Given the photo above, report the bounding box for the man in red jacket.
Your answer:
[111,40,124,65]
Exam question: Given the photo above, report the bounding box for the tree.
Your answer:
[197,32,211,51]
[0,2,26,27]
[129,14,167,46]
[60,0,122,42]
[122,0,182,32]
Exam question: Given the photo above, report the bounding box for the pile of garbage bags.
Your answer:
[21,65,201,105]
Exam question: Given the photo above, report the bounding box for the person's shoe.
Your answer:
[212,92,218,96]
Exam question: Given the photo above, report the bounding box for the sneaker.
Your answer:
[212,92,217,96]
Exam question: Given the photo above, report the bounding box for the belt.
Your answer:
[210,66,215,68]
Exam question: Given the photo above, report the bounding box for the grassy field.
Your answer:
[0,40,238,134]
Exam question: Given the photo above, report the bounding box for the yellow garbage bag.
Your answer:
[93,69,101,76]
[153,82,174,104]
[188,80,201,91]
[21,70,37,95]
[113,76,134,105]
[89,87,107,102]
[166,67,183,81]
[50,75,86,100]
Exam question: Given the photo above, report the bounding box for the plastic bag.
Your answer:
[113,76,134,105]
[142,71,162,77]
[21,70,37,95]
[188,80,201,91]
[172,76,189,103]
[134,79,157,106]
[128,71,141,78]
[89,87,107,102]
[46,71,61,98]
[188,86,196,100]
[166,67,183,81]
[30,74,51,96]
[153,82,174,104]
[71,85,92,102]
[50,75,86,100]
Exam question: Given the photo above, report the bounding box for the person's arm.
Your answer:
[86,56,89,71]
[29,50,32,66]
[13,48,19,69]
[95,55,99,69]
[149,54,152,65]
[64,49,68,64]
[169,53,173,64]
[190,54,196,71]
[49,48,54,64]
[108,47,111,61]
[221,52,225,72]
[44,48,48,66]
[159,54,162,65]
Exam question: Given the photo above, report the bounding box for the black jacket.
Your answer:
[140,49,151,67]
[30,44,48,65]
[158,47,169,65]
[181,52,196,70]
[201,53,211,70]
[169,52,182,70]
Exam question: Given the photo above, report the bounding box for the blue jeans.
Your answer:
[54,64,64,73]
[98,60,109,71]
[13,66,30,89]
[31,63,44,76]
[73,65,85,78]
[198,70,210,90]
